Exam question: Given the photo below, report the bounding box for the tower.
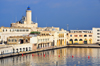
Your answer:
[26,6,32,24]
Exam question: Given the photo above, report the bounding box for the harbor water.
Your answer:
[0,48,100,66]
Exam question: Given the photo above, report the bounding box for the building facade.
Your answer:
[54,29,68,46]
[0,26,31,42]
[68,30,93,44]
[92,27,100,44]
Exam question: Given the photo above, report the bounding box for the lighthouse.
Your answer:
[26,6,32,24]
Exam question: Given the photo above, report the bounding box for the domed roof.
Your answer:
[27,6,31,10]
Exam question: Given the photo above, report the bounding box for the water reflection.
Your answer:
[0,48,100,66]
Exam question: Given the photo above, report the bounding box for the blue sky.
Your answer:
[0,0,100,30]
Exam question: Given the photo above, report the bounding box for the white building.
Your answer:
[0,27,31,42]
[54,29,69,46]
[0,45,13,55]
[30,33,53,49]
[92,27,100,44]
[70,30,92,33]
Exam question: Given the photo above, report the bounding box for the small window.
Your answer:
[74,39,78,41]
[8,39,10,42]
[12,39,14,42]
[97,33,100,35]
[26,29,29,32]
[26,39,28,42]
[70,35,72,37]
[79,35,82,37]
[97,30,100,31]
[15,39,17,42]
[17,29,19,32]
[84,35,87,37]
[79,39,82,41]
[20,30,22,32]
[74,35,77,37]
[23,30,25,32]
[89,35,92,37]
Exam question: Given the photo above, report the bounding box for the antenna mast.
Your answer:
[67,24,69,31]
[36,17,37,23]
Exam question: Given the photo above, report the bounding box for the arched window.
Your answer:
[79,39,82,41]
[15,39,17,42]
[12,39,14,42]
[70,39,73,41]
[84,35,87,37]
[8,39,10,42]
[74,39,78,41]
[26,39,28,43]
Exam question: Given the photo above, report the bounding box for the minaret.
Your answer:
[26,6,32,24]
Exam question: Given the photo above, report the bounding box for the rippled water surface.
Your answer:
[0,48,100,66]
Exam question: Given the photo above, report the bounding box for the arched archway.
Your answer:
[84,39,87,44]
[89,39,92,44]
[79,39,83,44]
[60,39,62,45]
[16,49,18,53]
[29,47,31,51]
[74,39,78,44]
[69,39,73,44]
[23,48,25,52]
[26,47,28,51]
[19,39,23,44]
[13,49,15,53]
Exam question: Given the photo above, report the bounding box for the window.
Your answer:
[97,30,100,31]
[97,33,100,35]
[70,39,73,41]
[20,30,22,32]
[97,36,100,38]
[23,30,25,32]
[6,29,7,31]
[15,39,17,42]
[70,35,72,37]
[79,35,82,37]
[74,39,78,41]
[26,39,28,42]
[79,39,82,41]
[17,29,19,32]
[97,39,100,41]
[74,35,77,37]
[89,35,92,37]
[8,39,10,42]
[3,29,4,32]
[26,29,29,32]
[84,35,87,37]
[12,39,14,42]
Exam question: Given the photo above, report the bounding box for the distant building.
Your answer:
[92,27,100,44]
[0,26,31,42]
[0,45,13,55]
[37,26,60,31]
[29,32,53,49]
[68,30,93,44]
[11,6,38,31]
[7,36,31,45]
[53,29,68,46]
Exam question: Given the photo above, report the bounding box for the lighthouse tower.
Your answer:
[26,6,32,24]
[11,6,38,29]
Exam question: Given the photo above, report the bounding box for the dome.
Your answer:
[27,6,31,10]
